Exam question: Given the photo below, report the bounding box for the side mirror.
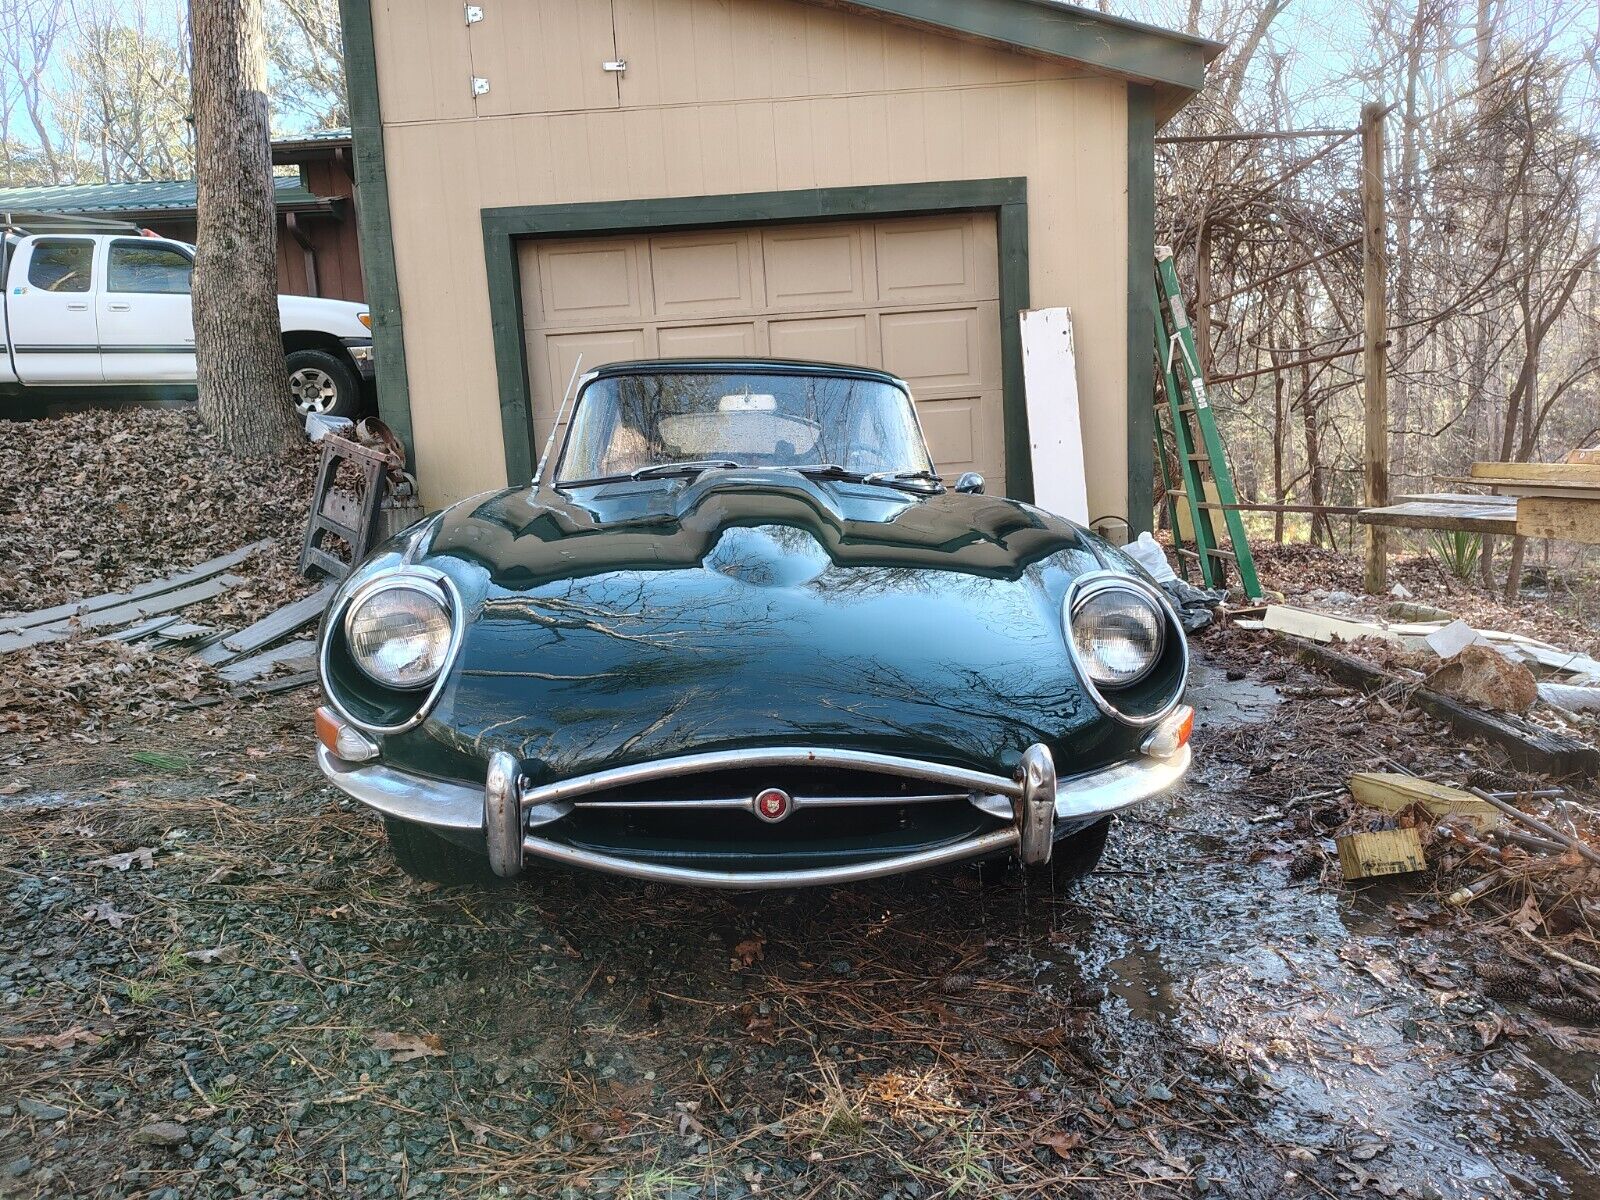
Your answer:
[953,472,985,494]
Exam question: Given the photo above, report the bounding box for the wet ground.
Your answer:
[1,656,1598,1199]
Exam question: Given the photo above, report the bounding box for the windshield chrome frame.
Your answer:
[547,368,936,489]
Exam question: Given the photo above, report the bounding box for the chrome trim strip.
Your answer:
[1061,569,1190,729]
[572,791,971,814]
[317,745,575,831]
[969,744,1191,823]
[518,827,1021,890]
[318,565,469,736]
[518,747,1020,812]
[317,744,484,831]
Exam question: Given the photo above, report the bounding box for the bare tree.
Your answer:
[266,0,346,127]
[188,0,300,459]
[53,0,193,182]
[0,0,67,183]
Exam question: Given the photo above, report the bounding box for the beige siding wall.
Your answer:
[371,0,1131,521]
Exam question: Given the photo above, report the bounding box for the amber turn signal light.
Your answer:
[1140,705,1193,760]
[316,706,379,762]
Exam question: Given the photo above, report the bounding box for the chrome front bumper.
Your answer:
[317,738,1191,889]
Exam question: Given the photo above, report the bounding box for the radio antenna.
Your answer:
[533,355,583,485]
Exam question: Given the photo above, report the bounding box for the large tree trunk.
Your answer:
[189,0,300,459]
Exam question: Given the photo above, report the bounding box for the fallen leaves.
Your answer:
[89,847,155,872]
[370,1031,445,1062]
[731,934,766,971]
[82,899,132,928]
[1037,1129,1084,1158]
[3,1027,101,1052]
[0,408,321,739]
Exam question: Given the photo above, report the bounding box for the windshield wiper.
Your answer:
[630,459,743,479]
[796,464,942,493]
[865,469,943,490]
[555,459,743,490]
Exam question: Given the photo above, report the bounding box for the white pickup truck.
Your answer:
[1,219,375,417]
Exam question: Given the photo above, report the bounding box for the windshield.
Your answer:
[555,371,935,484]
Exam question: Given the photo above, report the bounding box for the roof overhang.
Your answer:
[808,0,1221,123]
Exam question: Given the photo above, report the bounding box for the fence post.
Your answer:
[1361,101,1390,594]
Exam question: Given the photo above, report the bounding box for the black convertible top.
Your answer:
[588,357,906,388]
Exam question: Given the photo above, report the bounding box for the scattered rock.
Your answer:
[17,1097,68,1121]
[134,1121,190,1147]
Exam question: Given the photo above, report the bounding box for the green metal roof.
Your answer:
[0,173,321,217]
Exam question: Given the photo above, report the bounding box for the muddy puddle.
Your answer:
[1009,664,1600,1198]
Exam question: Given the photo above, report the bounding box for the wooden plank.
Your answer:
[1470,461,1600,486]
[216,638,317,683]
[1348,773,1502,829]
[232,669,319,698]
[1338,827,1426,880]
[92,615,181,644]
[197,587,333,666]
[1444,475,1600,500]
[1396,490,1502,505]
[1357,500,1517,536]
[1516,496,1600,546]
[1262,605,1401,645]
[0,574,247,655]
[1020,307,1088,525]
[1280,635,1600,778]
[1361,103,1389,595]
[0,541,269,635]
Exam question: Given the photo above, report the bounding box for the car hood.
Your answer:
[380,473,1144,784]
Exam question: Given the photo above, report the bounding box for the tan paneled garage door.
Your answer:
[518,214,1005,486]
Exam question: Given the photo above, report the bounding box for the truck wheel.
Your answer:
[286,348,361,419]
[383,817,503,886]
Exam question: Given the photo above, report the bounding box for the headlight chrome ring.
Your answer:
[1063,570,1187,727]
[319,566,467,736]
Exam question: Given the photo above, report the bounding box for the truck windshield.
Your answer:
[555,371,934,484]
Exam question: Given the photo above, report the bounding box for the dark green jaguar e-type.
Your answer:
[315,358,1192,889]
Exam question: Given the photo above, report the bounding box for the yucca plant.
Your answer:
[1429,530,1482,580]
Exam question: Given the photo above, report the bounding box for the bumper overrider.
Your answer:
[315,707,1193,889]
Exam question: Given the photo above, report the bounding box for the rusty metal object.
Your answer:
[299,434,390,579]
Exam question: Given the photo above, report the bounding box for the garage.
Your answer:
[343,0,1220,533]
[521,215,1003,485]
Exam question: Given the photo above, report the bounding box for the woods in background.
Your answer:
[1139,0,1599,575]
[0,0,345,187]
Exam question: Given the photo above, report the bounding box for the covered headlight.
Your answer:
[1068,581,1164,688]
[343,579,453,690]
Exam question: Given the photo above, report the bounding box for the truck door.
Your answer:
[99,237,196,382]
[6,236,103,382]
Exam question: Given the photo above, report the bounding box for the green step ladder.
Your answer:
[1153,246,1262,600]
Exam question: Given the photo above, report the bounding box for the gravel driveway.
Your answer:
[2,658,1597,1199]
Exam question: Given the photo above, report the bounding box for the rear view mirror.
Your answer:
[718,393,776,412]
[953,472,985,494]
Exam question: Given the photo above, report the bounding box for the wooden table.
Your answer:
[1357,493,1518,536]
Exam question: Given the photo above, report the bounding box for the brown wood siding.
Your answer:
[371,0,1129,518]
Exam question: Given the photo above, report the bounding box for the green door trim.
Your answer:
[481,179,1035,500]
[1125,85,1157,537]
[336,0,414,462]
